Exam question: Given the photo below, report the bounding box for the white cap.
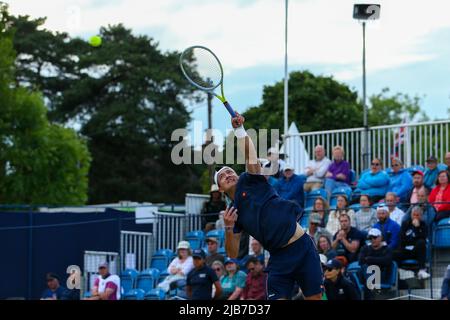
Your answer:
[368,228,382,238]
[177,240,191,250]
[210,184,219,193]
[319,254,328,266]
[376,204,388,212]
[214,166,234,185]
[284,164,294,171]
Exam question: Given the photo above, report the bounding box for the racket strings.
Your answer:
[181,47,222,90]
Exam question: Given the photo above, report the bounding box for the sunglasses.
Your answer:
[325,268,335,272]
[391,164,400,167]
[214,268,221,272]
[368,236,379,240]
[371,163,380,166]
[248,268,255,272]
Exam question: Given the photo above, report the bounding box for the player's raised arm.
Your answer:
[231,113,260,174]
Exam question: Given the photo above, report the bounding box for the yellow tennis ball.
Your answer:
[89,35,102,47]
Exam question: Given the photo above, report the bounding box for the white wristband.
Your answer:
[234,126,247,139]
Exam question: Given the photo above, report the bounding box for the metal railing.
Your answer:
[120,230,155,271]
[82,250,119,296]
[286,119,450,176]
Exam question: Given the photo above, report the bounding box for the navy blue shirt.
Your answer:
[233,173,301,252]
[41,286,74,300]
[333,227,365,263]
[186,265,218,300]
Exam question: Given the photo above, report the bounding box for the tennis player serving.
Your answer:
[217,113,323,300]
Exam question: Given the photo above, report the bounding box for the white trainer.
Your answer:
[417,269,430,280]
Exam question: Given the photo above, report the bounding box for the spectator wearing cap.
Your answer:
[307,212,333,244]
[205,237,225,267]
[358,228,393,298]
[331,214,364,265]
[220,258,247,300]
[324,146,351,197]
[395,206,430,280]
[354,195,378,235]
[441,265,450,300]
[186,249,222,300]
[387,158,413,204]
[326,195,356,236]
[429,170,450,223]
[266,147,286,179]
[303,145,332,192]
[158,240,194,292]
[373,205,401,250]
[274,164,305,208]
[385,192,406,226]
[406,170,429,207]
[86,263,121,300]
[355,158,390,204]
[311,197,330,228]
[41,273,76,300]
[201,184,226,232]
[424,156,443,190]
[317,235,337,260]
[323,259,360,300]
[241,257,267,300]
[240,238,265,271]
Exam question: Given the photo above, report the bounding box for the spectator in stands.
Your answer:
[396,206,430,279]
[358,228,393,299]
[215,211,225,230]
[205,237,225,267]
[312,197,330,227]
[241,257,267,300]
[355,158,390,203]
[324,146,351,197]
[212,260,225,280]
[323,259,360,300]
[446,152,450,175]
[275,164,305,207]
[429,170,450,223]
[373,205,400,250]
[201,184,226,231]
[158,240,194,292]
[406,170,428,207]
[317,235,337,260]
[355,194,378,234]
[404,188,435,226]
[186,249,222,300]
[240,239,265,268]
[220,258,247,300]
[385,192,406,226]
[307,212,333,243]
[265,147,286,179]
[326,195,356,236]
[387,158,413,204]
[41,273,77,300]
[441,265,450,300]
[331,214,363,265]
[304,145,332,192]
[424,156,441,190]
[86,262,120,300]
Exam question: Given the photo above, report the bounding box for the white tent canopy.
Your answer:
[281,122,310,174]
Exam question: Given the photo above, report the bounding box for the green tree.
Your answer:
[0,3,91,205]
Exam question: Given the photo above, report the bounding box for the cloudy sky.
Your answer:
[5,0,450,146]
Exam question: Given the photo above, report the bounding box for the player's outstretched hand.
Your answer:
[223,206,238,227]
[231,112,245,129]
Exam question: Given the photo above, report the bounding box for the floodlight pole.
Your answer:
[362,21,369,170]
[283,0,289,142]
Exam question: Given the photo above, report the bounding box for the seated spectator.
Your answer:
[395,206,430,280]
[215,210,225,230]
[326,195,356,236]
[211,260,225,298]
[355,158,390,203]
[311,197,330,227]
[205,237,225,267]
[41,273,77,300]
[385,192,406,226]
[317,235,338,260]
[275,164,305,207]
[373,205,400,250]
[158,240,194,292]
[201,184,226,231]
[355,195,378,234]
[304,145,332,192]
[240,239,265,269]
[324,146,351,197]
[424,156,442,190]
[323,259,360,300]
[186,249,222,300]
[441,265,450,300]
[429,170,450,222]
[241,257,267,300]
[358,228,393,298]
[220,259,247,300]
[406,170,429,207]
[307,212,333,244]
[387,158,413,205]
[331,214,363,265]
[265,147,286,179]
[86,262,120,300]
[403,188,435,227]
[446,152,450,175]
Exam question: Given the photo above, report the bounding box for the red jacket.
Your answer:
[429,184,450,212]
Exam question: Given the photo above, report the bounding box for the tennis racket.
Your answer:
[179,45,236,118]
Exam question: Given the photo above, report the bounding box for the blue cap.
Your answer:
[224,258,239,265]
[326,259,342,270]
[192,249,206,259]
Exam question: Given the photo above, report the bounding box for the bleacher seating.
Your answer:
[136,268,160,292]
[120,268,139,294]
[185,230,205,250]
[305,188,328,208]
[433,218,450,248]
[144,288,166,300]
[206,229,225,247]
[122,288,145,300]
[150,249,174,272]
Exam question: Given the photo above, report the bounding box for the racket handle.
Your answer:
[223,101,237,118]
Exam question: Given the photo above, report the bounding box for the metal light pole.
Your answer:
[284,0,289,141]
